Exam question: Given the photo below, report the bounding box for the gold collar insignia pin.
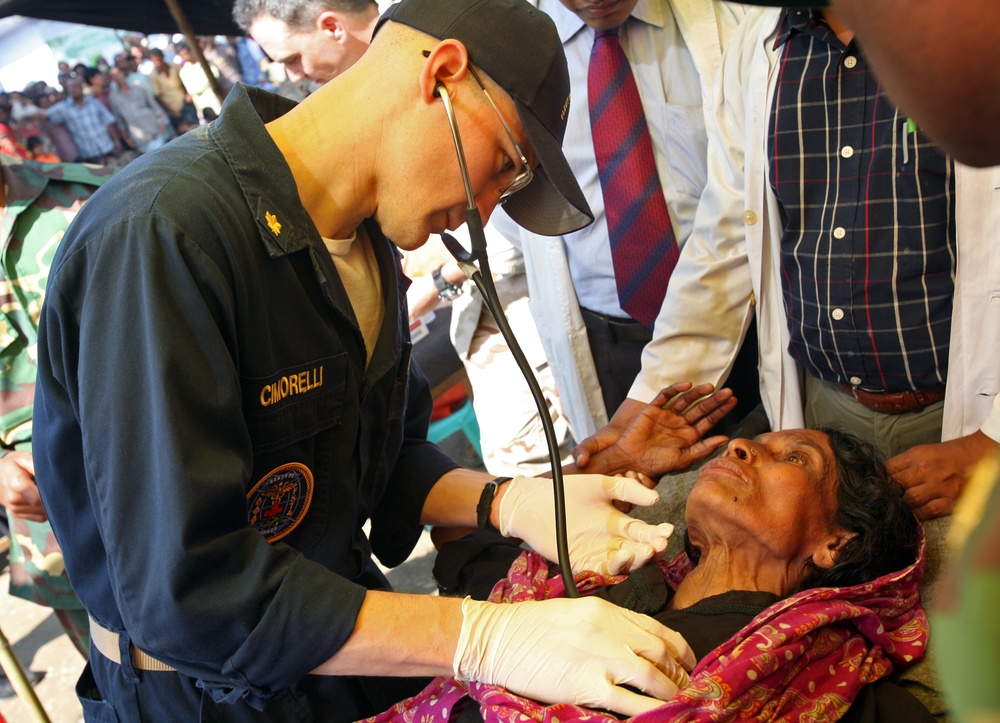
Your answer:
[265,211,282,236]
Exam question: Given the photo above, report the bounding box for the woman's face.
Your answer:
[686,430,846,575]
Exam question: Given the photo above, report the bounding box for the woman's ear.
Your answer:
[811,530,858,570]
[418,39,470,104]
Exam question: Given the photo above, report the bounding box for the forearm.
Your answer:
[312,590,462,677]
[317,585,696,718]
[436,260,467,287]
[420,466,496,528]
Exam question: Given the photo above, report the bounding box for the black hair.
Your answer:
[793,427,920,593]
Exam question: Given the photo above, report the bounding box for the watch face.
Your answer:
[439,284,463,302]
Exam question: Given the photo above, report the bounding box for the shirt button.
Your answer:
[742,210,758,225]
[832,308,845,321]
[844,56,858,69]
[833,227,846,239]
[841,146,854,158]
[850,376,863,386]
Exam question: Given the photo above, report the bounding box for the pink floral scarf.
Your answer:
[366,532,927,722]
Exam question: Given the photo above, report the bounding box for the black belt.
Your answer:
[836,383,946,414]
[579,307,651,343]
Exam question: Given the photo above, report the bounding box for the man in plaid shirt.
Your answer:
[46,77,122,165]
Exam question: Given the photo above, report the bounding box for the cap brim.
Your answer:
[501,98,593,237]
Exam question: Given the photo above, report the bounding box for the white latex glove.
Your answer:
[454,595,694,716]
[498,474,674,575]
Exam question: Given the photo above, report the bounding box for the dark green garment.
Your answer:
[0,156,112,612]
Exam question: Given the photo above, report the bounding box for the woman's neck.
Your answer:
[669,547,802,610]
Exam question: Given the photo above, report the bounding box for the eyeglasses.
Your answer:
[467,65,534,203]
[431,52,534,210]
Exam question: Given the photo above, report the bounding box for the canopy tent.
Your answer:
[0,0,241,37]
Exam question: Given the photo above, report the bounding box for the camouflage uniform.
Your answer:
[0,154,112,655]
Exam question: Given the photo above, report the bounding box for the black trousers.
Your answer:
[580,307,652,417]
[581,307,761,434]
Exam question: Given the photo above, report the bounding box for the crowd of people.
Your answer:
[0,33,290,171]
[1,0,998,721]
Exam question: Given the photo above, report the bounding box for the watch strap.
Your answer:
[477,477,511,532]
[432,265,450,293]
[432,265,464,300]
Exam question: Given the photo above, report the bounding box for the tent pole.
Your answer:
[0,626,51,723]
[162,0,228,107]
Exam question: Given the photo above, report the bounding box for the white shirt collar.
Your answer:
[548,0,667,44]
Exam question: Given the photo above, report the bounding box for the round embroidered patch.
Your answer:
[247,463,314,542]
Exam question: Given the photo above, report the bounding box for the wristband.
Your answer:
[432,265,464,301]
[476,477,511,532]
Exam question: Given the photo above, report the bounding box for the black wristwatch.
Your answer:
[432,265,464,301]
[477,477,511,532]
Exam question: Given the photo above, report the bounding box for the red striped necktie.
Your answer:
[588,26,678,329]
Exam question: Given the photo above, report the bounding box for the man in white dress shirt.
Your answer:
[494,0,747,440]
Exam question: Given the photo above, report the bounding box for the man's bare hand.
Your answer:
[579,383,737,478]
[0,451,46,522]
[888,431,998,519]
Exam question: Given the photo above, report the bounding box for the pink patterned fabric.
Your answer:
[365,532,927,723]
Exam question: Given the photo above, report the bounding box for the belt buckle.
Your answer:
[850,384,884,405]
[856,384,886,395]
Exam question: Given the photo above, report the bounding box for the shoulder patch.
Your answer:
[247,463,314,542]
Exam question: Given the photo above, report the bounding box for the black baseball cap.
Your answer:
[374,0,594,236]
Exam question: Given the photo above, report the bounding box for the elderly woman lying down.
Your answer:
[369,400,932,722]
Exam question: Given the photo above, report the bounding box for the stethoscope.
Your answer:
[434,82,579,598]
